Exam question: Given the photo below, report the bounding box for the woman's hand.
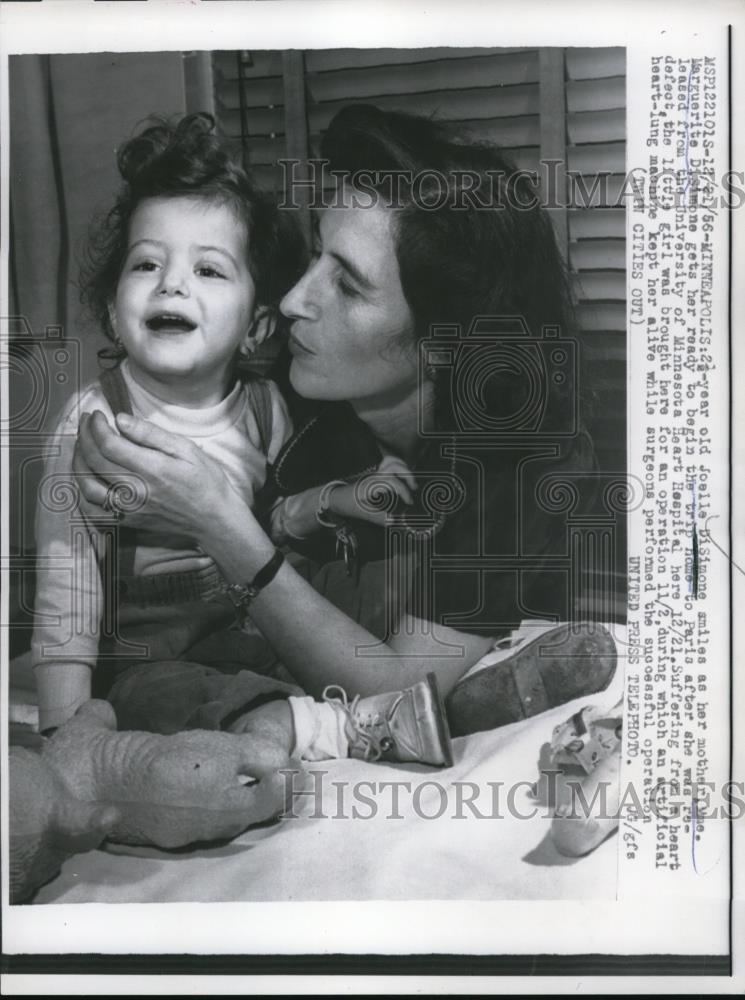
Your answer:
[73,410,251,541]
[329,454,417,526]
[272,455,418,541]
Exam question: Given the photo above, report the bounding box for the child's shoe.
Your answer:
[446,622,617,737]
[323,673,453,767]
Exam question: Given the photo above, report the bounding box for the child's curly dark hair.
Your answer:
[80,113,306,347]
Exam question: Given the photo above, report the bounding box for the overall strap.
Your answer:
[244,376,278,516]
[247,376,274,456]
[97,364,137,578]
[98,364,134,416]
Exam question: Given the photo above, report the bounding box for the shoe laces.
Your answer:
[322,685,389,762]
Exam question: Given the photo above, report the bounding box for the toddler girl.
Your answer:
[32,114,303,733]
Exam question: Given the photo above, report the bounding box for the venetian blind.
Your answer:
[565,47,627,616]
[566,46,627,477]
[213,50,289,194]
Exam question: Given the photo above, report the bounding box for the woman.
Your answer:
[73,104,617,741]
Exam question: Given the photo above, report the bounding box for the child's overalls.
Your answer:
[92,364,280,701]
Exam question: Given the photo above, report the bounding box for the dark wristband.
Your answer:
[223,548,285,623]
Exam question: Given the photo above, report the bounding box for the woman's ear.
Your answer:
[240,306,278,356]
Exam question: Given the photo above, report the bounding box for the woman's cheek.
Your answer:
[288,355,325,398]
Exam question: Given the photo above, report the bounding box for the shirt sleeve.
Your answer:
[31,387,113,731]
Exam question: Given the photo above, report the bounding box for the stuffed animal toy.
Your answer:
[9,742,120,904]
[10,700,295,903]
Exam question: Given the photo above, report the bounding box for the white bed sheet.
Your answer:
[32,634,625,904]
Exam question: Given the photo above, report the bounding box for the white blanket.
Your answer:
[31,628,625,904]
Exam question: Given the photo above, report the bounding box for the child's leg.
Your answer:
[106,660,301,734]
[225,698,295,755]
[228,677,452,768]
[226,697,348,761]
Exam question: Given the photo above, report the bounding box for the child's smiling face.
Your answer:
[112,195,257,404]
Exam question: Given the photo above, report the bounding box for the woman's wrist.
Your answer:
[223,548,285,624]
[317,480,347,527]
[191,481,238,547]
[198,492,275,579]
[326,482,357,520]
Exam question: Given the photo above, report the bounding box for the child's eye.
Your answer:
[133,260,158,272]
[197,265,226,279]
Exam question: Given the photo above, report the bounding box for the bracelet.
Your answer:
[316,479,346,528]
[223,548,285,624]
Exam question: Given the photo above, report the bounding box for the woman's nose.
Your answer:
[280,265,317,320]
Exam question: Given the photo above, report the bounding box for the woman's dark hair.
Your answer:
[81,112,306,348]
[320,104,585,430]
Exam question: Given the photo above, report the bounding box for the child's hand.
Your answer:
[329,455,417,526]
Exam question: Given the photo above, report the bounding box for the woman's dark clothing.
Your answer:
[271,401,601,642]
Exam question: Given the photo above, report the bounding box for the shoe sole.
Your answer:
[425,672,454,768]
[446,623,618,738]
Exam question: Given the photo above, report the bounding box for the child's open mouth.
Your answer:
[146,312,197,334]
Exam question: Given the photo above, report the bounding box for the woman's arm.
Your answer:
[205,491,492,698]
[75,412,492,698]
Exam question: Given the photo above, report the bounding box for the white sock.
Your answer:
[288,695,350,761]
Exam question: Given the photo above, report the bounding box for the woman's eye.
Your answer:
[338,277,359,299]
